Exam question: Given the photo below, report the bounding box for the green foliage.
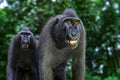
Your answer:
[85,68,119,80]
[86,74,119,80]
[104,76,118,80]
[85,70,101,80]
[117,68,120,74]
[0,0,120,80]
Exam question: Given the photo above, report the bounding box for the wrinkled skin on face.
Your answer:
[63,17,81,44]
[20,32,31,48]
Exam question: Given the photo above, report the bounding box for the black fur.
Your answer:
[6,27,39,80]
[38,8,86,80]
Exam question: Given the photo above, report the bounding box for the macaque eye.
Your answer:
[24,32,30,35]
[74,20,79,25]
[21,33,30,35]
[66,20,72,24]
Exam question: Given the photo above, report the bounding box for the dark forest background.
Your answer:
[0,0,120,80]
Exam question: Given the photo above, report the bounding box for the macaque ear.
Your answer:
[56,18,59,23]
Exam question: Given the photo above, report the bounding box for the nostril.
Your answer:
[71,33,77,36]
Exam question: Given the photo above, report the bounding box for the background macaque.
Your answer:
[6,27,39,80]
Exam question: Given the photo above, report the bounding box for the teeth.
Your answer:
[67,40,77,44]
[22,44,29,48]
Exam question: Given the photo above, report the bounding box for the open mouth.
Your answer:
[22,44,29,48]
[67,40,77,45]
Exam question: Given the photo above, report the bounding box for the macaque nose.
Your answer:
[23,39,28,44]
[71,32,77,37]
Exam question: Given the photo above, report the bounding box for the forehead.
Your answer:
[20,31,31,33]
[63,17,80,21]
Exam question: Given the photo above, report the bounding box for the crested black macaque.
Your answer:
[38,8,86,80]
[6,27,39,80]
